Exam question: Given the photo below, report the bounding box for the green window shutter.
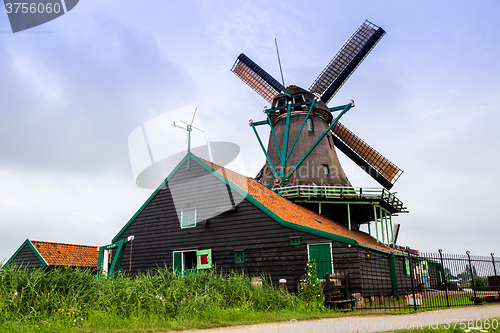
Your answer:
[405,258,410,275]
[173,252,182,274]
[235,251,245,264]
[421,260,429,274]
[196,249,212,269]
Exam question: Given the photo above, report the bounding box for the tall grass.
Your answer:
[0,266,329,332]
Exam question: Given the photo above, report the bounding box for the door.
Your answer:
[308,243,333,280]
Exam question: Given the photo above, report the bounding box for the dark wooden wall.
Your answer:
[9,244,45,268]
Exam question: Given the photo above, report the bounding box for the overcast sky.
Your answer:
[1,0,499,262]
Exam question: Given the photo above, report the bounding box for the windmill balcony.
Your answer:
[274,185,405,214]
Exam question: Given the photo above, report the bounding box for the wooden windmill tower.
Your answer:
[232,20,406,242]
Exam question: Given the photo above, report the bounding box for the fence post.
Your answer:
[438,249,450,308]
[466,251,477,300]
[389,253,399,299]
[407,247,417,311]
[491,253,500,297]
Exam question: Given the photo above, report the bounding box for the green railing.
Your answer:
[276,185,404,211]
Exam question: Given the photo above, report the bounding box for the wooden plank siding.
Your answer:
[9,244,45,268]
[114,159,352,291]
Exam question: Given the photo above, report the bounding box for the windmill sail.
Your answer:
[310,20,385,104]
[330,122,402,189]
[231,20,403,190]
[231,53,284,103]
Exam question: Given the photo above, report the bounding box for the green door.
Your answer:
[173,252,182,274]
[308,244,332,280]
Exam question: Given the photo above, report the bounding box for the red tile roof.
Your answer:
[200,158,398,253]
[31,241,98,267]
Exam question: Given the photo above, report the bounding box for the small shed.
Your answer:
[4,239,98,269]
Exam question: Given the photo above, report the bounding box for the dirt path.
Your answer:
[161,304,500,333]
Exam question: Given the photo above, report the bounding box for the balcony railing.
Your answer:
[274,185,405,212]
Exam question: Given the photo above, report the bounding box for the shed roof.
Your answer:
[31,240,98,267]
[5,239,99,267]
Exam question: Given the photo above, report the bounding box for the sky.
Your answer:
[1,0,499,262]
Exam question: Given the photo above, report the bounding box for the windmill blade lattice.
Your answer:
[231,53,284,103]
[310,20,385,104]
[330,122,403,189]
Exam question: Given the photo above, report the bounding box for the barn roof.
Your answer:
[114,153,398,254]
[4,239,99,267]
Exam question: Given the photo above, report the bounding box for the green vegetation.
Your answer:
[298,261,325,307]
[0,265,341,333]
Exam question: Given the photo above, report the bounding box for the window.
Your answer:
[307,118,314,133]
[290,237,301,246]
[173,249,213,274]
[173,250,196,275]
[323,165,330,175]
[235,251,245,264]
[181,209,196,228]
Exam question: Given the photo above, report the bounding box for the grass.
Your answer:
[0,265,353,333]
[1,266,498,332]
[364,292,482,310]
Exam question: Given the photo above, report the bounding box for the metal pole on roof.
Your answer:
[187,130,191,169]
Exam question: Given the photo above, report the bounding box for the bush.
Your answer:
[471,276,489,290]
[297,261,325,307]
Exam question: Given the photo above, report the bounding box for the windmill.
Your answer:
[171,108,204,169]
[231,20,406,238]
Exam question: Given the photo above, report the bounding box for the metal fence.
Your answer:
[314,249,500,311]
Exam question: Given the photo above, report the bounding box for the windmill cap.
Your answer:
[271,86,332,123]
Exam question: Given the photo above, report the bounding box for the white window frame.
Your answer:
[180,209,197,228]
[173,249,198,272]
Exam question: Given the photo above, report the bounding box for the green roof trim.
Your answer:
[357,242,405,256]
[3,239,48,268]
[112,155,189,243]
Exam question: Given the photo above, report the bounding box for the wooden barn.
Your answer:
[111,153,404,293]
[4,239,98,269]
